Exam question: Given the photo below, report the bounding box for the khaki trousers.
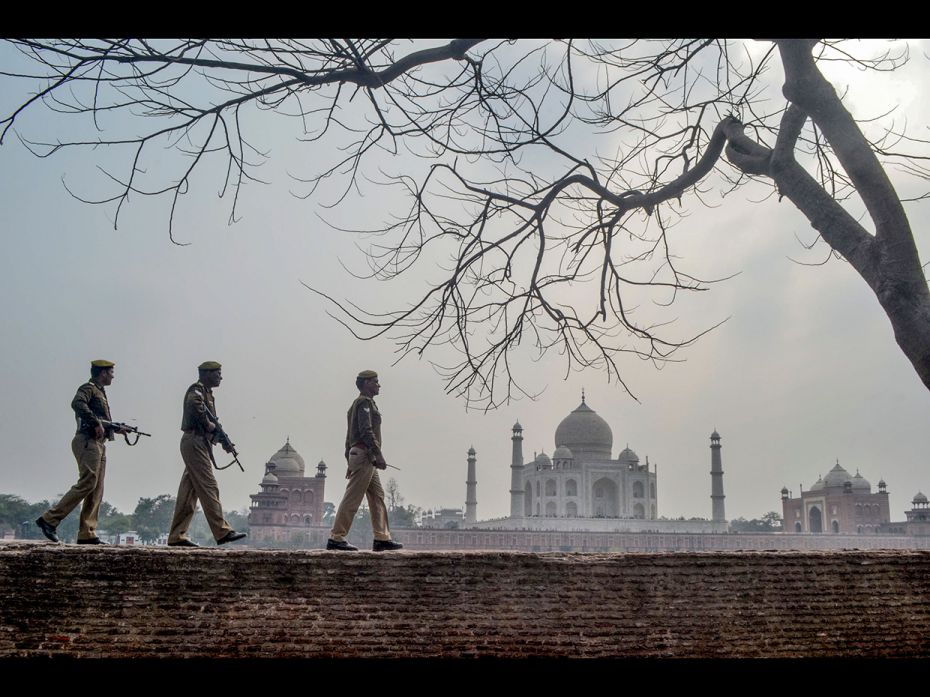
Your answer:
[44,435,107,541]
[168,433,233,543]
[330,447,391,542]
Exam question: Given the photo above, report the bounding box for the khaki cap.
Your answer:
[198,361,222,371]
[91,359,115,368]
[357,370,378,380]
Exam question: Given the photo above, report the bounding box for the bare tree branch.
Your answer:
[3,38,930,404]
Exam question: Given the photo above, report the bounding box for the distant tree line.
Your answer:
[0,492,248,545]
[729,511,783,533]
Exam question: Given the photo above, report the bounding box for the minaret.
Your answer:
[465,446,478,525]
[510,421,525,518]
[710,429,726,522]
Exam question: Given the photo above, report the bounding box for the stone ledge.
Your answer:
[2,542,928,658]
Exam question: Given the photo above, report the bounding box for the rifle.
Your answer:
[203,406,245,472]
[100,419,151,446]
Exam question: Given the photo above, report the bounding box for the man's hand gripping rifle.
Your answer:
[203,406,245,472]
[100,420,151,446]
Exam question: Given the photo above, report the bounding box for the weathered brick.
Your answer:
[1,542,929,657]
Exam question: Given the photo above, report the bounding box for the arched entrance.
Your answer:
[592,477,618,517]
[808,506,823,533]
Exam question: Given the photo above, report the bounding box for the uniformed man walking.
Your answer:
[36,359,128,544]
[327,370,403,552]
[166,361,247,547]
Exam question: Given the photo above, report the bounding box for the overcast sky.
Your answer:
[1,39,929,526]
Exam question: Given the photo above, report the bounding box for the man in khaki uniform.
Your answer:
[36,359,127,544]
[327,370,403,552]
[167,361,246,547]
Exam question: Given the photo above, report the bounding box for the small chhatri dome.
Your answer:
[468,446,476,456]
[267,438,306,477]
[711,429,720,440]
[262,470,279,485]
[618,446,640,465]
[810,476,825,492]
[554,399,613,458]
[553,444,574,460]
[535,451,552,468]
[781,485,789,494]
[914,491,928,504]
[851,470,871,492]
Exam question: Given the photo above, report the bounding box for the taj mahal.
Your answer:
[446,394,728,533]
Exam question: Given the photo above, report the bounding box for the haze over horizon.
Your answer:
[2,39,929,528]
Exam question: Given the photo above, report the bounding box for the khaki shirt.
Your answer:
[345,395,382,460]
[181,381,216,434]
[73,381,111,435]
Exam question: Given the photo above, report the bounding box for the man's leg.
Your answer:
[167,467,198,544]
[365,469,391,542]
[177,434,233,542]
[330,455,375,542]
[43,436,104,533]
[78,447,107,541]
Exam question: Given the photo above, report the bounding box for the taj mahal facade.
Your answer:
[466,396,727,533]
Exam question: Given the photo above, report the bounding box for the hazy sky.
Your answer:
[2,40,929,526]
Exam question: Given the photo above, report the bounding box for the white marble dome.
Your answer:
[618,447,639,465]
[554,400,613,457]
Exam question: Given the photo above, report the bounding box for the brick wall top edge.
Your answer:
[2,541,929,562]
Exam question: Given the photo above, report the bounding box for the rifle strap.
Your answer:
[204,434,239,470]
[204,435,222,470]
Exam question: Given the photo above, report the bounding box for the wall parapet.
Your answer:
[2,542,929,658]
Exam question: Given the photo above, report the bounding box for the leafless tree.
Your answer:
[2,39,928,408]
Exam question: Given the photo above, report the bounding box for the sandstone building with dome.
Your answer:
[780,461,889,534]
[781,461,930,537]
[248,439,328,545]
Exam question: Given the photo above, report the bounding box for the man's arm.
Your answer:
[356,400,386,468]
[72,384,104,438]
[186,387,215,432]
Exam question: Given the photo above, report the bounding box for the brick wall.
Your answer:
[2,542,929,657]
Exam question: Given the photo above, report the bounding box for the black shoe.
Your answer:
[76,537,106,545]
[372,539,404,552]
[326,539,358,551]
[216,531,247,545]
[168,539,200,548]
[35,518,60,543]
